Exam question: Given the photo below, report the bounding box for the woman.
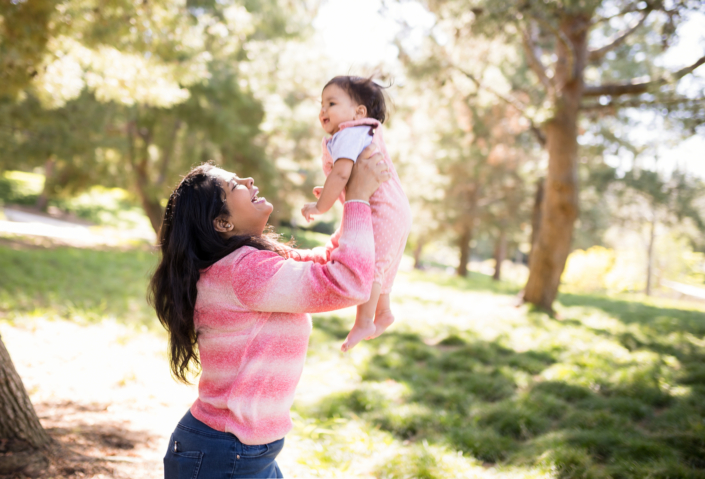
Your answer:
[150,143,389,479]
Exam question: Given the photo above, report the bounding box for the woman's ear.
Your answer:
[213,216,234,235]
[354,104,368,119]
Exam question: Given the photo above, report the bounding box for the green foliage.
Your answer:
[0,171,42,206]
[0,0,317,231]
[0,92,118,196]
[0,172,150,229]
[58,186,152,230]
[0,0,58,98]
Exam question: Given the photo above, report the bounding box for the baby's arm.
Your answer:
[301,159,354,222]
[316,158,354,213]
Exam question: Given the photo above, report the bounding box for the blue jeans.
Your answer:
[163,410,285,479]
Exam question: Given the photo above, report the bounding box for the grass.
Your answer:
[2,233,705,477]
[0,241,158,329]
[300,272,705,478]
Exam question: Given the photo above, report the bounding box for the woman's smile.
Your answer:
[249,187,267,204]
[212,168,273,237]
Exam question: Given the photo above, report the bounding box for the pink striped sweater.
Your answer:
[190,202,375,445]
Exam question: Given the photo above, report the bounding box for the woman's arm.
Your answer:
[232,202,374,313]
[233,149,389,313]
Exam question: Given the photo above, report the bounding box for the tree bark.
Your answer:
[35,157,54,212]
[523,15,587,311]
[646,214,656,296]
[493,229,507,281]
[0,336,50,476]
[127,121,165,234]
[528,178,544,264]
[413,238,425,270]
[456,221,472,277]
[135,175,165,235]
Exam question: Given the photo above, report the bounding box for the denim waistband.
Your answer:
[177,409,238,441]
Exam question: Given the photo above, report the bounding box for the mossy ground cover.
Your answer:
[1,234,704,478]
[300,271,705,478]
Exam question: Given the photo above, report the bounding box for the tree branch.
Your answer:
[581,96,705,111]
[156,119,182,186]
[588,10,651,62]
[583,55,705,97]
[589,5,649,28]
[526,13,576,82]
[126,120,137,169]
[453,65,547,146]
[519,26,554,93]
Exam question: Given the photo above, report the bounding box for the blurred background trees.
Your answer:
[1,0,703,304]
[1,0,705,475]
[1,0,703,302]
[405,0,705,311]
[1,0,317,230]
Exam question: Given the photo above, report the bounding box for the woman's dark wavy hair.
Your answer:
[324,75,390,124]
[149,163,288,384]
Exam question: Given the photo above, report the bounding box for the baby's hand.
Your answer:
[301,202,320,223]
[313,186,323,199]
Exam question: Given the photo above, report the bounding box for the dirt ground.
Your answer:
[0,318,197,479]
[0,312,369,479]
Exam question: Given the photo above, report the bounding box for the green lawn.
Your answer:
[1,239,704,478]
[0,241,158,328]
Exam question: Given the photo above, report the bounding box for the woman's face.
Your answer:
[209,168,273,237]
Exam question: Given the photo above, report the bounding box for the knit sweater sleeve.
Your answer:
[231,203,374,313]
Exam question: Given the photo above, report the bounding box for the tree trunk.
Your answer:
[35,157,55,212]
[528,178,544,264]
[645,215,656,296]
[127,121,164,234]
[0,336,50,477]
[523,15,588,312]
[456,222,472,277]
[493,229,507,281]
[135,171,165,235]
[413,238,425,270]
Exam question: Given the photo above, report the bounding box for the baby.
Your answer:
[301,76,412,352]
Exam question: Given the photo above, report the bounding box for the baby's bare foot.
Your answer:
[367,309,395,340]
[341,321,376,352]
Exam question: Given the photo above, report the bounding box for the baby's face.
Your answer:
[319,84,365,135]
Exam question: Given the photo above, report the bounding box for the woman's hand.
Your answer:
[346,143,390,202]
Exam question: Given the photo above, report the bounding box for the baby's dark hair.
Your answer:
[324,76,389,124]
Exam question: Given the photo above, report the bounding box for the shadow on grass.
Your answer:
[309,291,705,478]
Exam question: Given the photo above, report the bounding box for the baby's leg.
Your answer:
[368,292,394,339]
[341,282,380,352]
